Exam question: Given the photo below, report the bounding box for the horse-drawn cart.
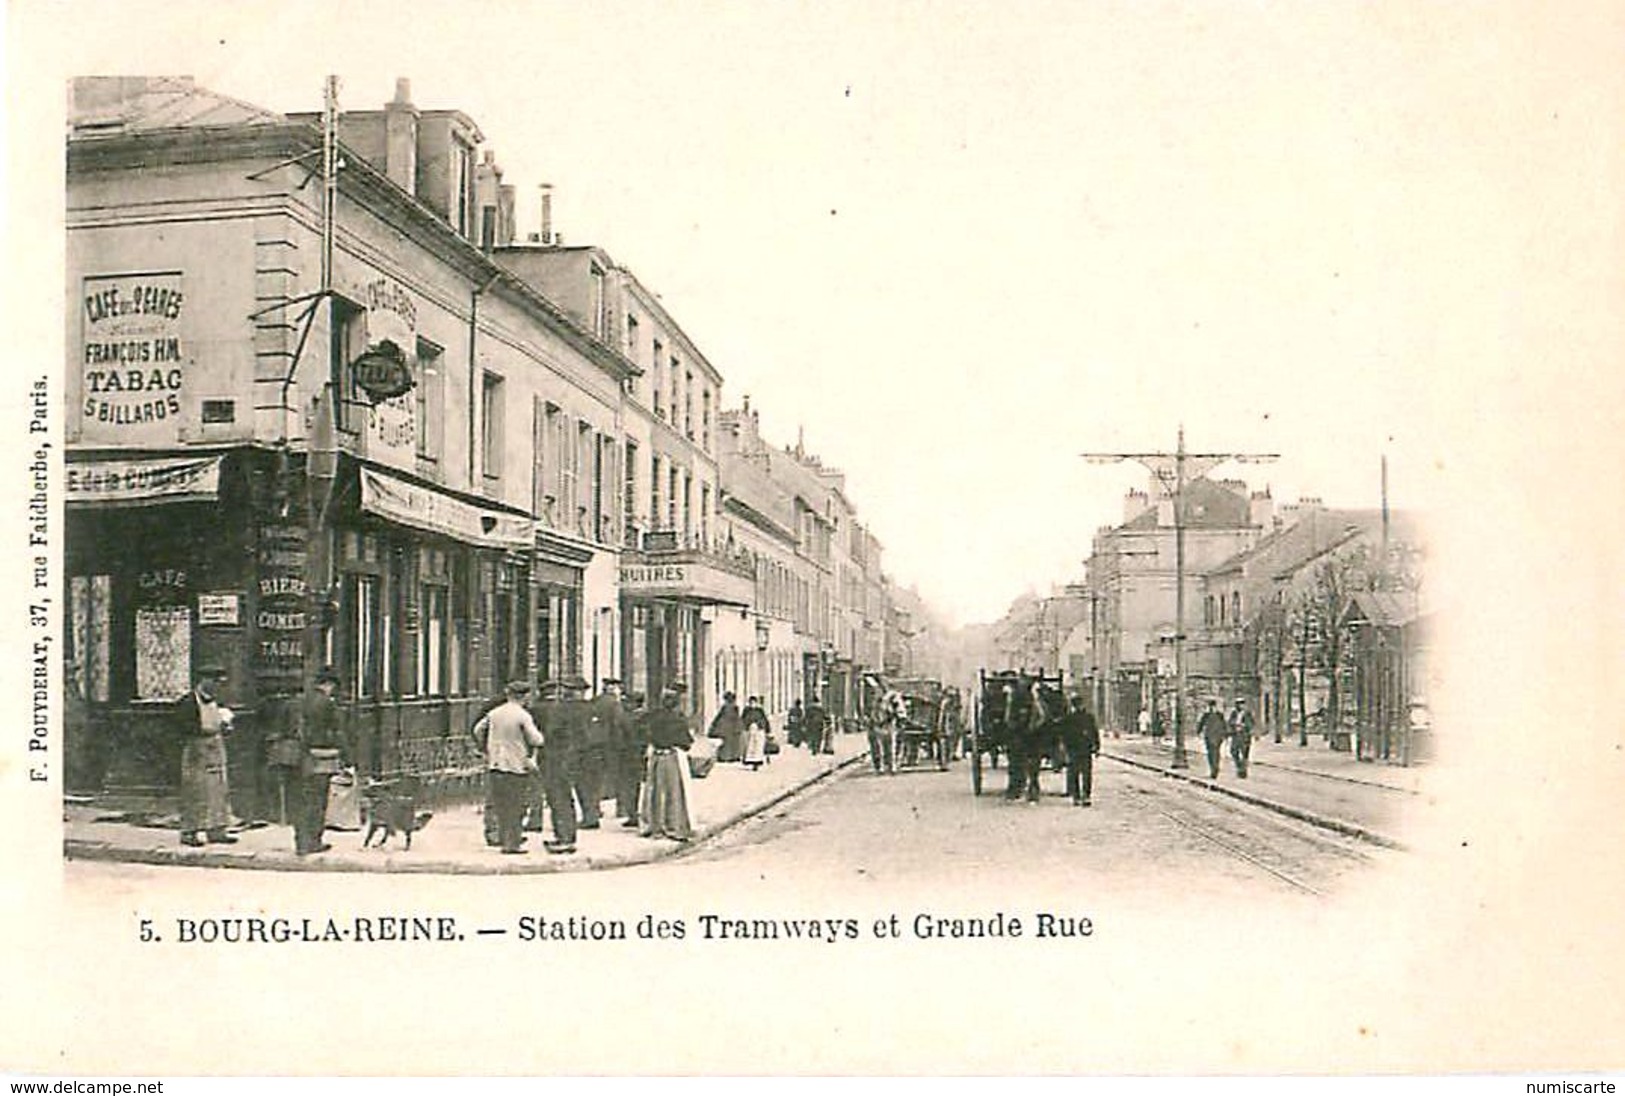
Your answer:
[890,677,953,770]
[970,668,1064,795]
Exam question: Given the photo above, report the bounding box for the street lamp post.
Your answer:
[1084,426,1277,770]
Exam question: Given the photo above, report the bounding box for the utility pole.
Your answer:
[1084,426,1277,769]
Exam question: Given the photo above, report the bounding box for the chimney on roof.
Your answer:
[384,77,419,196]
[1123,488,1152,525]
[1249,487,1274,530]
[475,149,504,253]
[539,183,554,245]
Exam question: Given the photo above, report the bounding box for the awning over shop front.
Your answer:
[359,466,533,550]
[66,454,222,506]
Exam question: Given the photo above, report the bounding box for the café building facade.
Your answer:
[64,78,631,809]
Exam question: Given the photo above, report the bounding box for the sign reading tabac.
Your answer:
[80,272,187,442]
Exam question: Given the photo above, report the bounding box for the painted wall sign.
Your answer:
[354,278,419,471]
[65,456,222,506]
[253,520,309,690]
[197,592,241,626]
[80,272,187,442]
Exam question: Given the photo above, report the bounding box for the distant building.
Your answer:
[1083,477,1269,734]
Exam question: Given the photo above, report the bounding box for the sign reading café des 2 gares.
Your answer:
[80,271,188,442]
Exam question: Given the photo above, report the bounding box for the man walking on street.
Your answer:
[1060,695,1101,806]
[1228,697,1255,778]
[803,697,828,756]
[473,680,543,854]
[1198,698,1229,779]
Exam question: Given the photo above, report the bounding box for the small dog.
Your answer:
[360,776,433,851]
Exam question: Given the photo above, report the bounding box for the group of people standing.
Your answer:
[472,676,699,855]
[171,664,352,856]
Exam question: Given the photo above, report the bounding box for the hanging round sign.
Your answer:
[351,340,414,401]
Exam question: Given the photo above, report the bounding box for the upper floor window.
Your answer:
[589,264,607,340]
[480,372,504,481]
[415,338,444,461]
[453,139,475,238]
[623,439,639,545]
[652,340,665,419]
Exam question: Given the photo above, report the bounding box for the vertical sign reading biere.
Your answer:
[81,272,187,444]
[255,523,309,692]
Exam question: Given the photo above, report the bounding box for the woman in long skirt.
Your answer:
[640,691,695,841]
[740,696,769,770]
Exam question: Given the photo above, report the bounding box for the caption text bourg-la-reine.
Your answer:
[142,910,1094,946]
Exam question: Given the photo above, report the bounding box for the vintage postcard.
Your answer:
[3,0,1623,1081]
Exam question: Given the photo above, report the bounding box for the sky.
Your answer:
[21,0,1625,625]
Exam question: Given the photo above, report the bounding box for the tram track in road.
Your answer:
[1112,762,1377,898]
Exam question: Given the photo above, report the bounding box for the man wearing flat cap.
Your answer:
[581,678,623,828]
[473,679,543,854]
[175,664,236,846]
[286,668,350,855]
[540,676,592,853]
[1227,697,1255,779]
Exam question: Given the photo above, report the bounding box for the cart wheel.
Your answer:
[936,734,948,771]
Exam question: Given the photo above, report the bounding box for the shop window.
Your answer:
[450,552,470,696]
[416,339,444,460]
[350,574,380,700]
[69,575,113,703]
[420,583,447,696]
[134,607,191,700]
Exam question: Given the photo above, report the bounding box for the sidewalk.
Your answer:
[63,733,871,874]
[1099,732,1424,848]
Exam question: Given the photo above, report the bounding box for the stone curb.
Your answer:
[1100,750,1407,851]
[1250,757,1419,795]
[63,751,870,875]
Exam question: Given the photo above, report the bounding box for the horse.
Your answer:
[1005,680,1080,802]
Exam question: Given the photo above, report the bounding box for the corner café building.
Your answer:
[64,94,616,812]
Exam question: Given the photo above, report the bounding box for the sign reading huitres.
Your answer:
[80,272,187,441]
